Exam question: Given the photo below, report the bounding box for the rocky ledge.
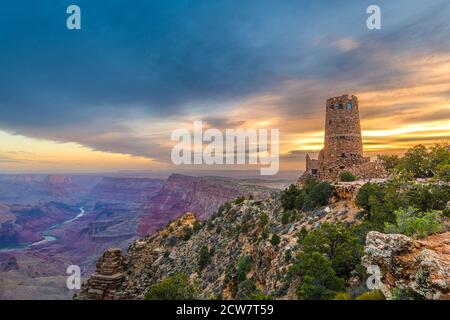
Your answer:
[362,231,450,300]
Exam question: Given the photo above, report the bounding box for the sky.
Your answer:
[0,0,449,173]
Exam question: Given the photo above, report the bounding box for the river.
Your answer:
[0,207,85,252]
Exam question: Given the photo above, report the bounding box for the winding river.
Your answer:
[0,207,85,252]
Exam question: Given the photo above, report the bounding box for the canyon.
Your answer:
[0,172,283,299]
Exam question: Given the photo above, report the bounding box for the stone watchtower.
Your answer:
[318,94,369,177]
[298,94,385,185]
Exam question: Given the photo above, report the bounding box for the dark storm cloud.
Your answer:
[0,0,449,160]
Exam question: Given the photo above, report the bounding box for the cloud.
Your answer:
[0,0,449,171]
[334,38,360,52]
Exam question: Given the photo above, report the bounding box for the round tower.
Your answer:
[320,94,366,173]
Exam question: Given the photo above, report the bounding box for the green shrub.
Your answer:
[297,227,308,244]
[193,220,202,232]
[301,223,362,279]
[295,252,345,300]
[355,182,397,229]
[355,183,385,212]
[384,207,442,239]
[235,196,246,205]
[259,212,269,227]
[145,274,199,300]
[437,164,450,182]
[340,171,356,182]
[281,210,292,225]
[284,249,292,263]
[236,256,253,283]
[334,292,352,300]
[270,234,280,246]
[377,154,400,172]
[304,182,333,210]
[355,290,385,300]
[198,245,212,270]
[444,209,450,218]
[236,279,257,300]
[182,226,193,241]
[281,180,332,212]
[280,184,302,210]
[261,227,269,240]
[396,143,450,179]
[402,184,450,212]
[391,288,425,300]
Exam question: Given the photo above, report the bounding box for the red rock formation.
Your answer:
[137,174,273,236]
[90,177,163,202]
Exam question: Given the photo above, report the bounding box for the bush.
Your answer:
[340,171,356,182]
[437,164,450,182]
[261,227,269,240]
[280,180,332,212]
[236,279,257,300]
[182,226,193,241]
[300,223,363,279]
[235,196,246,205]
[396,143,450,179]
[378,154,400,172]
[280,184,302,210]
[402,184,450,212]
[444,209,450,218]
[145,274,198,300]
[236,256,253,283]
[355,290,385,300]
[384,207,442,239]
[281,210,292,225]
[193,220,202,232]
[259,213,269,227]
[304,182,333,210]
[198,245,212,270]
[270,234,280,246]
[295,252,345,300]
[355,183,385,212]
[284,249,292,263]
[334,292,352,300]
[398,145,433,178]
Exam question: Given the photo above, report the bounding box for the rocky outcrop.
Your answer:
[362,231,450,300]
[78,197,360,300]
[75,248,128,300]
[331,179,387,201]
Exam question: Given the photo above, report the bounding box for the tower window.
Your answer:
[329,120,332,125]
[341,153,346,158]
[338,103,344,109]
[347,102,352,109]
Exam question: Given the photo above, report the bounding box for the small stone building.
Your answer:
[298,94,387,185]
